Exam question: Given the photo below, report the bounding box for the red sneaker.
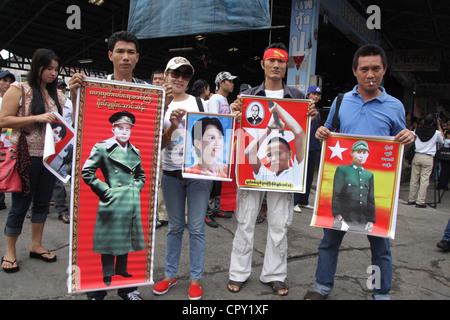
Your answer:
[153,278,177,295]
[215,211,233,218]
[188,284,203,300]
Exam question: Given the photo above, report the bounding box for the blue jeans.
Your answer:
[161,173,212,280]
[5,157,57,237]
[313,228,392,300]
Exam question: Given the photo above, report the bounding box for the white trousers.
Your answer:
[229,189,294,283]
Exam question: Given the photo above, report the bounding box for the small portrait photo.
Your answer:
[246,101,265,126]
[183,112,235,181]
[43,111,75,183]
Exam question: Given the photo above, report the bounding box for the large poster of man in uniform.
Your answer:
[69,78,165,292]
[310,133,404,239]
[236,96,311,192]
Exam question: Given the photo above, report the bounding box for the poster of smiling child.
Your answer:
[182,112,235,181]
[43,111,75,183]
[310,133,404,239]
[236,95,311,192]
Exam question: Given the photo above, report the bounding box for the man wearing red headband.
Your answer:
[228,43,317,296]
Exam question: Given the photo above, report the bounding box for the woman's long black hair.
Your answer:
[27,48,62,129]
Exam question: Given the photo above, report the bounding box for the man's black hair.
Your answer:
[267,136,291,151]
[107,30,139,53]
[352,44,387,70]
[264,42,288,52]
[152,69,164,78]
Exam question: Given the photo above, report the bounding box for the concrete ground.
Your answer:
[1,173,449,305]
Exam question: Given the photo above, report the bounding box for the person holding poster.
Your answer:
[304,44,415,300]
[152,57,213,300]
[0,48,65,273]
[82,111,146,288]
[227,43,317,296]
[331,140,375,233]
[69,30,149,300]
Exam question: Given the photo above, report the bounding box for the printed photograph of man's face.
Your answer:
[246,101,264,126]
[112,123,132,146]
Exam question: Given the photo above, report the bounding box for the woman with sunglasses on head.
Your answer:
[153,57,212,300]
[0,48,66,273]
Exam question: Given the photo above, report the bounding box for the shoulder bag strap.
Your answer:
[195,97,204,112]
[331,93,344,132]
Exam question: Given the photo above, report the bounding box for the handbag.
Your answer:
[0,141,22,192]
[0,84,31,194]
[437,147,450,161]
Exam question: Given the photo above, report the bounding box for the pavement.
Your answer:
[1,171,449,305]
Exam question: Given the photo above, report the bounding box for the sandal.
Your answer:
[29,251,57,263]
[265,281,289,296]
[1,256,20,273]
[58,213,70,224]
[227,280,246,293]
[256,214,267,224]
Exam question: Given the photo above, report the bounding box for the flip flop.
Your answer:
[1,256,20,273]
[227,280,246,293]
[29,251,57,262]
[58,214,70,224]
[265,281,289,296]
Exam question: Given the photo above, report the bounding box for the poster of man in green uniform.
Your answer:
[311,134,403,239]
[82,111,146,286]
[331,140,375,233]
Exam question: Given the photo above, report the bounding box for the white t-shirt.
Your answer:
[208,93,230,114]
[415,130,444,156]
[264,89,284,99]
[162,95,202,171]
[444,138,450,148]
[254,157,302,184]
[63,98,73,127]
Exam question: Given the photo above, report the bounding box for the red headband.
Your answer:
[263,48,288,63]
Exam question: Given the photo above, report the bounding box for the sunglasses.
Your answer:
[168,69,193,81]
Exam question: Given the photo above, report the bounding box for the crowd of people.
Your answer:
[0,30,448,301]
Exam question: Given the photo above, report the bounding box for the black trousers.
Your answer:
[438,160,450,190]
[85,253,136,300]
[101,253,128,277]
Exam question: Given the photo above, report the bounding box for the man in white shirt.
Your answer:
[208,71,237,114]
